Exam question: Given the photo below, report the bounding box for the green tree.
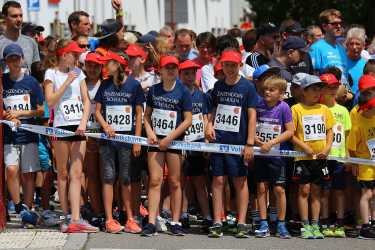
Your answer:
[247,0,375,38]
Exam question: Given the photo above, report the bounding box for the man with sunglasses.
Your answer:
[309,9,347,75]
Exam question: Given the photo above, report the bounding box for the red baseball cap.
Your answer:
[125,44,148,59]
[359,95,375,111]
[160,55,179,68]
[179,60,200,71]
[359,74,375,92]
[220,50,241,64]
[320,73,340,86]
[84,52,104,65]
[100,51,128,66]
[214,61,223,73]
[57,41,85,56]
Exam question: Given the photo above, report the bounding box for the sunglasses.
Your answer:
[327,21,343,27]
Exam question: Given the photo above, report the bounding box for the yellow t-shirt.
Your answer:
[349,105,359,125]
[292,103,335,161]
[347,113,375,181]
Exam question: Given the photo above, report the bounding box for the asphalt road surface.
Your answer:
[85,232,375,250]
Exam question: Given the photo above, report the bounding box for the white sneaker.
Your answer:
[156,216,168,232]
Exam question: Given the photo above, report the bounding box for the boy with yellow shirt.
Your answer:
[291,74,335,239]
[319,73,351,238]
[350,74,375,124]
[347,95,375,239]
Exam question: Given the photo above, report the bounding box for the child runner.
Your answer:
[347,95,375,239]
[179,60,212,228]
[2,44,44,219]
[94,51,144,234]
[83,52,105,222]
[44,40,98,233]
[319,73,351,238]
[141,55,193,236]
[254,76,294,239]
[206,49,258,238]
[291,74,334,239]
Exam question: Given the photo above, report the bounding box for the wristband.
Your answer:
[245,143,254,147]
[116,10,124,17]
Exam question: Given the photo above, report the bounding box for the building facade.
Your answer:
[2,0,249,36]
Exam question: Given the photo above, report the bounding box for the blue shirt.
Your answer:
[346,57,366,94]
[210,76,258,145]
[191,88,208,115]
[309,39,347,75]
[94,76,145,134]
[146,80,192,138]
[3,73,44,144]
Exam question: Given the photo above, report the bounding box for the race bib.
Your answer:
[367,138,375,159]
[151,108,177,136]
[60,98,83,121]
[185,113,204,142]
[87,102,99,130]
[256,122,281,149]
[106,105,132,131]
[332,123,344,149]
[284,82,291,99]
[4,94,31,114]
[302,114,326,141]
[214,104,241,133]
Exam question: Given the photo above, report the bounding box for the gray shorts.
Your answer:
[99,143,141,185]
[4,143,41,173]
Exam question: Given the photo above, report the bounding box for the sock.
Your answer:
[311,219,319,226]
[35,187,42,198]
[260,219,268,226]
[269,207,277,222]
[170,221,181,226]
[205,215,212,221]
[371,220,375,226]
[320,218,329,227]
[251,210,260,224]
[15,202,24,214]
[302,220,309,226]
[336,218,344,226]
[277,220,285,225]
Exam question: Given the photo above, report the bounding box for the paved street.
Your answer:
[85,232,375,250]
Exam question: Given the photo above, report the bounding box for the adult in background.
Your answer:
[309,9,347,75]
[345,27,367,95]
[159,25,175,51]
[0,1,40,72]
[245,23,279,68]
[175,28,199,61]
[68,11,91,41]
[279,19,314,75]
[305,25,324,47]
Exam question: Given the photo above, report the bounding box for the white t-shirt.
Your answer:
[200,63,255,93]
[44,68,86,127]
[134,71,160,92]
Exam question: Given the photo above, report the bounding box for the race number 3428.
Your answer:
[214,104,241,133]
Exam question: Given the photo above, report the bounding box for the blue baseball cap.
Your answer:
[282,36,306,51]
[300,74,324,89]
[3,43,23,59]
[252,64,280,80]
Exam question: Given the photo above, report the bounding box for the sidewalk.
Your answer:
[0,213,87,250]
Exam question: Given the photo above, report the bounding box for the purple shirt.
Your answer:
[256,99,292,151]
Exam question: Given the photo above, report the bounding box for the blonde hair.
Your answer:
[319,9,342,25]
[263,76,288,93]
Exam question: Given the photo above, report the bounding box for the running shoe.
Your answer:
[20,209,39,229]
[41,210,62,227]
[235,223,250,238]
[276,221,291,239]
[7,201,16,214]
[155,216,168,232]
[60,215,71,233]
[359,225,375,239]
[255,221,270,238]
[208,223,223,238]
[141,223,157,237]
[105,219,124,234]
[168,223,185,236]
[311,224,324,239]
[139,204,149,217]
[124,218,142,233]
[300,224,314,239]
[322,225,335,237]
[334,226,346,238]
[67,219,99,233]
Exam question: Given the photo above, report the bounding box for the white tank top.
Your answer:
[86,80,101,130]
[44,68,86,127]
